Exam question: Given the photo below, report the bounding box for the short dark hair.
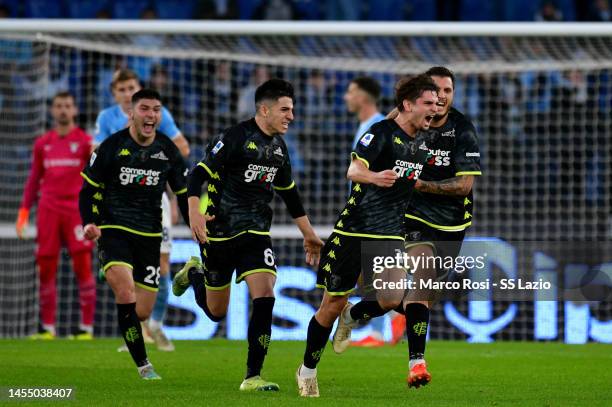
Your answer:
[425,66,455,88]
[52,91,75,103]
[111,68,140,89]
[255,78,295,108]
[395,74,439,112]
[351,76,381,102]
[132,88,162,105]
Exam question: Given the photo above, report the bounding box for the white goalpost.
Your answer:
[0,20,610,341]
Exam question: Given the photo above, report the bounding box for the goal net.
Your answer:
[0,22,610,342]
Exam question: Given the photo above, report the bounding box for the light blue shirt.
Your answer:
[352,112,386,150]
[94,104,181,144]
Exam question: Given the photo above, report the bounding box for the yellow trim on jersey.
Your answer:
[80,172,101,188]
[135,282,159,292]
[273,181,295,191]
[315,284,356,296]
[236,268,277,283]
[198,162,220,180]
[207,230,270,242]
[405,214,472,232]
[99,225,162,237]
[102,261,133,272]
[175,187,187,195]
[205,283,231,291]
[350,152,370,169]
[455,171,482,176]
[332,229,404,241]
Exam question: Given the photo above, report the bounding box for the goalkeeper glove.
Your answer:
[16,208,29,239]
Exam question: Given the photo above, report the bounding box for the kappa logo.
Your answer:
[211,140,224,155]
[150,151,168,160]
[273,146,283,156]
[119,149,130,156]
[247,141,257,150]
[419,142,428,151]
[359,133,374,147]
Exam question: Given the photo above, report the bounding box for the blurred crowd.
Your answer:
[0,0,610,21]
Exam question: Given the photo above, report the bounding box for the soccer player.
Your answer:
[344,76,386,150]
[172,79,323,392]
[17,91,96,340]
[344,76,403,348]
[333,66,482,389]
[296,75,439,397]
[95,68,190,351]
[79,89,190,380]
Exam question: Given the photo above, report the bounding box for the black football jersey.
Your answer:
[81,128,187,236]
[406,108,482,231]
[196,118,295,239]
[334,119,431,239]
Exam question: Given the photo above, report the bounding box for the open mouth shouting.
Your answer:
[143,121,156,134]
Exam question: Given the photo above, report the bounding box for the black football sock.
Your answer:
[405,303,430,361]
[302,315,333,369]
[245,297,275,379]
[349,300,388,322]
[188,268,224,322]
[116,303,148,367]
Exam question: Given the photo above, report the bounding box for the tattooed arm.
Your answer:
[415,175,474,196]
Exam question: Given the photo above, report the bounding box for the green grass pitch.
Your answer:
[1,339,610,406]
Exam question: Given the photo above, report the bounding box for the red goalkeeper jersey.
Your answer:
[21,127,92,213]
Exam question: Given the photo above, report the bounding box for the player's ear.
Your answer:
[402,99,411,112]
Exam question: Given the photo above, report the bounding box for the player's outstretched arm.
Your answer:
[172,133,190,158]
[415,175,474,196]
[294,216,323,267]
[275,183,323,266]
[347,158,397,188]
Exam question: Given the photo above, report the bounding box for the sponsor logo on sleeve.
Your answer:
[359,133,374,147]
[466,152,480,157]
[89,152,97,166]
[212,141,224,155]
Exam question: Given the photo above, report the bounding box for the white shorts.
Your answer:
[161,192,173,254]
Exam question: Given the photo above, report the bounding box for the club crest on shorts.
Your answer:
[407,231,421,241]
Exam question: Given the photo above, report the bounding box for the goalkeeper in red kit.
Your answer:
[16,91,96,340]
